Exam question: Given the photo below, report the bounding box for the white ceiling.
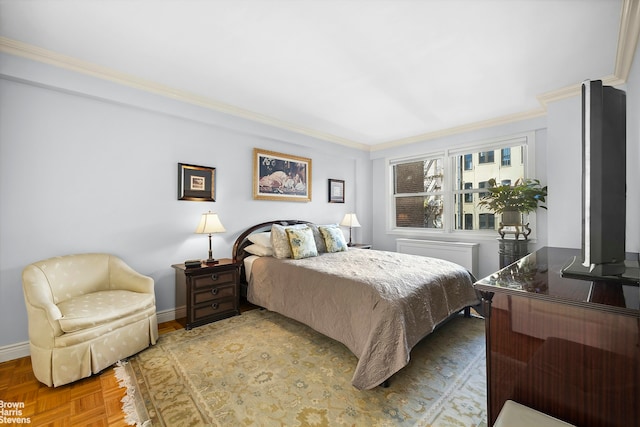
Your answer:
[0,0,636,150]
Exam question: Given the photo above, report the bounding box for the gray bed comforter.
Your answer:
[247,248,480,390]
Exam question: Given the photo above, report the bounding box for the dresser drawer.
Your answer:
[193,299,236,321]
[193,283,236,305]
[192,270,236,289]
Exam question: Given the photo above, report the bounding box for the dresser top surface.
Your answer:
[474,247,639,314]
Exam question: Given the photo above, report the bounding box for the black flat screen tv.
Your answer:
[561,79,636,281]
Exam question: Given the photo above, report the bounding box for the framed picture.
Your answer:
[328,179,345,203]
[253,148,312,202]
[178,163,216,201]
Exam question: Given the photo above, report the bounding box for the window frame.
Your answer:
[386,132,536,240]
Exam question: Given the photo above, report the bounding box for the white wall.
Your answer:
[0,54,372,349]
[545,95,582,249]
[626,42,640,253]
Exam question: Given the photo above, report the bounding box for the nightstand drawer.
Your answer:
[193,283,236,305]
[192,270,236,289]
[193,299,236,320]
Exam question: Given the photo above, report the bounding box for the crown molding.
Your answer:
[615,0,640,81]
[0,37,369,152]
[1,0,638,153]
[370,108,547,152]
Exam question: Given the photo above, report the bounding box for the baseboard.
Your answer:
[157,305,186,324]
[0,340,30,363]
[0,306,187,363]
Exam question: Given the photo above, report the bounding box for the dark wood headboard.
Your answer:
[232,220,312,293]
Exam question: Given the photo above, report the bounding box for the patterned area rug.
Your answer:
[115,309,487,426]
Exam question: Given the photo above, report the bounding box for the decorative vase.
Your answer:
[499,209,531,240]
[501,210,521,226]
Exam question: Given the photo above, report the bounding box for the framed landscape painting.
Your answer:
[253,148,312,202]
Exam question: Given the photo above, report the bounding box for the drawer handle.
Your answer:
[211,273,219,281]
[211,288,219,296]
[211,303,219,310]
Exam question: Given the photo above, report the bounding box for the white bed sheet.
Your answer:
[243,255,260,282]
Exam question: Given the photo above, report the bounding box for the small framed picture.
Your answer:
[178,163,216,201]
[328,179,345,203]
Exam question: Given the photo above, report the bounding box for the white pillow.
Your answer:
[271,223,308,259]
[248,232,272,248]
[244,244,273,257]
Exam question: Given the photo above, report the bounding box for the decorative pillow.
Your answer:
[271,223,308,259]
[285,227,318,260]
[248,232,272,248]
[308,224,328,253]
[244,244,273,257]
[319,225,348,253]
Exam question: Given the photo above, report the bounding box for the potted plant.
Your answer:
[478,178,547,239]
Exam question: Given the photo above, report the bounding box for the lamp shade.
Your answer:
[340,213,361,228]
[195,211,226,234]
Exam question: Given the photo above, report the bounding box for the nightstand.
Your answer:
[349,243,372,249]
[172,258,240,330]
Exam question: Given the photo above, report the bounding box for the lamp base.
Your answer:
[204,258,219,265]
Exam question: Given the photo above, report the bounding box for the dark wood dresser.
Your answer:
[172,258,240,329]
[474,247,639,427]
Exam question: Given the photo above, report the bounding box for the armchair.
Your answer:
[22,253,158,387]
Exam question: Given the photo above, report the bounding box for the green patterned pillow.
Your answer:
[319,225,347,253]
[285,226,318,259]
[271,223,307,259]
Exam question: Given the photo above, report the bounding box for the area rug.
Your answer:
[115,309,487,426]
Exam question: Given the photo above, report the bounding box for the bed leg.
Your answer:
[464,306,471,318]
[380,379,390,388]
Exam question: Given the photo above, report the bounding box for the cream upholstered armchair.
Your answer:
[22,253,158,387]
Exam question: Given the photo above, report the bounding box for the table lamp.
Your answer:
[195,211,226,265]
[340,213,361,247]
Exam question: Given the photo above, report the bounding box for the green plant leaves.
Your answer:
[478,178,547,214]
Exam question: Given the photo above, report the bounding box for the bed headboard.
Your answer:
[232,220,312,287]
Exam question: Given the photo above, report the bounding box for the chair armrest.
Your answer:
[108,256,154,294]
[22,265,64,339]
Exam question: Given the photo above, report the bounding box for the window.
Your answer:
[464,154,473,170]
[478,151,494,164]
[479,213,495,229]
[478,181,489,198]
[464,214,473,230]
[464,183,473,203]
[392,157,444,229]
[501,148,511,166]
[388,133,534,236]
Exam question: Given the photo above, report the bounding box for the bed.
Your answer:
[232,220,481,390]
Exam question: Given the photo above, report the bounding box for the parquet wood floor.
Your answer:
[0,303,258,426]
[0,319,183,427]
